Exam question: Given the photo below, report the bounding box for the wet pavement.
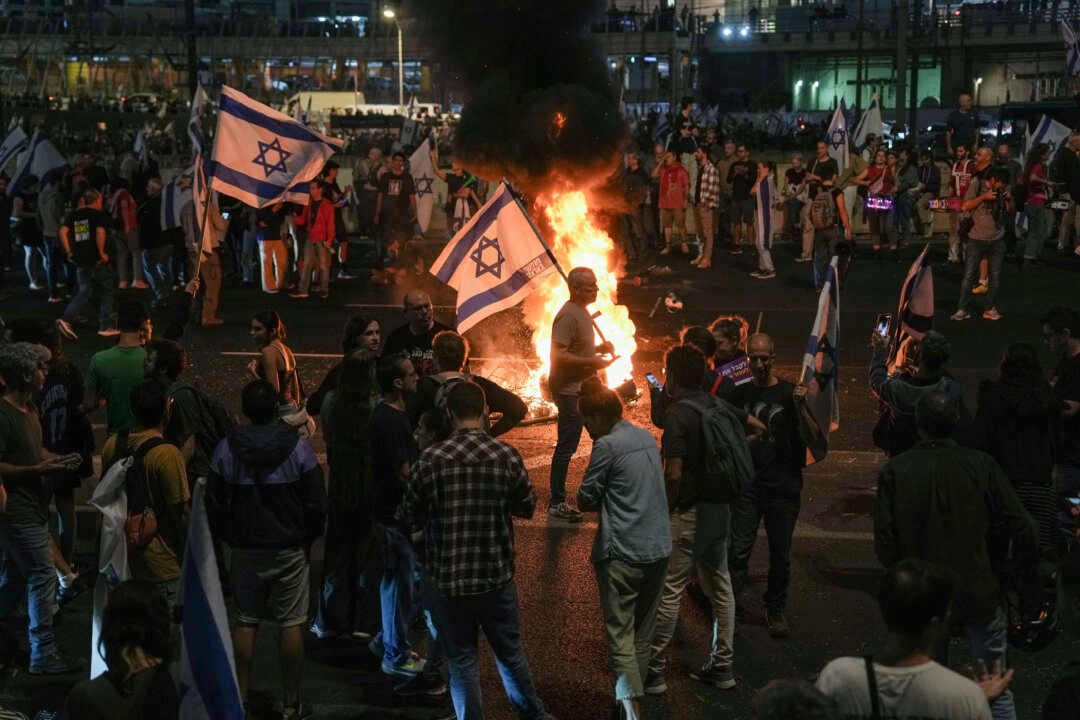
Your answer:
[1,237,1078,719]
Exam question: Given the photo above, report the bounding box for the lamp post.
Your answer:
[383,8,404,114]
[974,76,983,107]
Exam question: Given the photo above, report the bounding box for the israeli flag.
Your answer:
[0,123,28,175]
[7,130,69,196]
[408,133,437,233]
[188,83,209,156]
[1064,21,1080,77]
[134,127,151,169]
[652,112,671,146]
[1025,114,1071,162]
[205,86,343,208]
[887,244,934,375]
[177,479,245,720]
[430,182,559,333]
[852,93,882,153]
[826,99,848,177]
[162,167,194,231]
[801,257,840,464]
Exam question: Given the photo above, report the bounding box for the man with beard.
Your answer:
[374,152,417,284]
[947,144,974,265]
[727,334,823,638]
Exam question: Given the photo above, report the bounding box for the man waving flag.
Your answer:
[429,182,559,333]
[800,257,840,463]
[205,86,342,208]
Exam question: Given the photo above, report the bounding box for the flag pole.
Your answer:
[504,182,613,349]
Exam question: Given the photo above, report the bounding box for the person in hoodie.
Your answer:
[206,379,327,720]
[816,559,1007,720]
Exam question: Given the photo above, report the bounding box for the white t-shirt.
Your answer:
[816,657,992,720]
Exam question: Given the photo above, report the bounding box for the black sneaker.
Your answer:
[689,662,736,690]
[394,671,448,697]
[547,502,583,522]
[766,610,790,638]
[29,651,84,675]
[57,575,89,606]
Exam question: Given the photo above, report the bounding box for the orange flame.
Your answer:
[520,189,637,405]
[551,112,567,139]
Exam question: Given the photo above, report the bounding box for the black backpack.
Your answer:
[172,382,238,461]
[673,396,755,503]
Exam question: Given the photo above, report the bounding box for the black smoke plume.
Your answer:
[411,0,629,196]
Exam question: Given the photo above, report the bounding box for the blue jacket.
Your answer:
[207,425,327,549]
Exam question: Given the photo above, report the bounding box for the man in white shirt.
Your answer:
[816,559,1011,720]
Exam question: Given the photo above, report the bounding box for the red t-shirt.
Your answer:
[658,164,690,209]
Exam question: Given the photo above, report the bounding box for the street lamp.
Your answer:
[383,8,404,114]
[974,76,983,106]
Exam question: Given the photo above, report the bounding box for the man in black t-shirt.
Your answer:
[727,145,756,253]
[671,96,699,204]
[1042,306,1080,539]
[726,333,823,638]
[382,289,451,378]
[60,189,118,337]
[374,152,417,282]
[370,354,423,677]
[946,93,979,156]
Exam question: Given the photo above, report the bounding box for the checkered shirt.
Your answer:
[696,161,721,208]
[398,429,537,597]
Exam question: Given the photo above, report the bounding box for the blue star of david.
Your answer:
[252,138,291,178]
[828,127,847,151]
[415,175,434,198]
[470,235,505,279]
[813,335,837,388]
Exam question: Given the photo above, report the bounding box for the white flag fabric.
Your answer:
[800,256,840,464]
[188,83,209,156]
[826,100,848,177]
[134,128,151,170]
[1064,21,1080,76]
[8,130,69,196]
[205,86,342,208]
[852,93,882,153]
[88,457,134,679]
[177,479,245,720]
[430,182,559,333]
[0,123,28,175]
[408,133,437,233]
[162,167,194,231]
[887,244,934,375]
[1024,114,1071,162]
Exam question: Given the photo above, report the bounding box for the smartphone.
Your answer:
[644,372,663,391]
[874,313,893,337]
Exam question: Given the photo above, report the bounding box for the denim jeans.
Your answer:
[812,228,839,289]
[935,607,1014,720]
[424,580,546,720]
[23,243,50,288]
[784,199,803,240]
[867,207,897,250]
[43,236,72,298]
[1024,204,1050,261]
[375,522,417,667]
[0,520,57,661]
[957,238,1005,312]
[298,241,331,295]
[729,489,801,614]
[649,505,734,675]
[64,264,117,329]
[141,245,174,301]
[595,557,668,700]
[114,229,143,285]
[550,393,584,506]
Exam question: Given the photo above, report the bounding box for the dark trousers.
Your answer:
[550,393,583,506]
[424,580,546,720]
[313,503,380,636]
[729,488,801,614]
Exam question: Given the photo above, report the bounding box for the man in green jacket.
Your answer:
[874,391,1038,720]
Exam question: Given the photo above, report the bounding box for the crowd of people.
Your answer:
[0,248,1073,719]
[619,93,1080,322]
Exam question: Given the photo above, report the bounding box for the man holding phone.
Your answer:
[0,342,84,675]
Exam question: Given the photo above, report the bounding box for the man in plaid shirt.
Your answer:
[399,381,552,720]
[691,146,721,270]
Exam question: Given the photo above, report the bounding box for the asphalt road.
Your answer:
[2,235,1078,719]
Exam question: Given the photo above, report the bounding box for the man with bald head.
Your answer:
[548,267,615,522]
[382,289,451,378]
[946,93,979,157]
[725,333,822,638]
